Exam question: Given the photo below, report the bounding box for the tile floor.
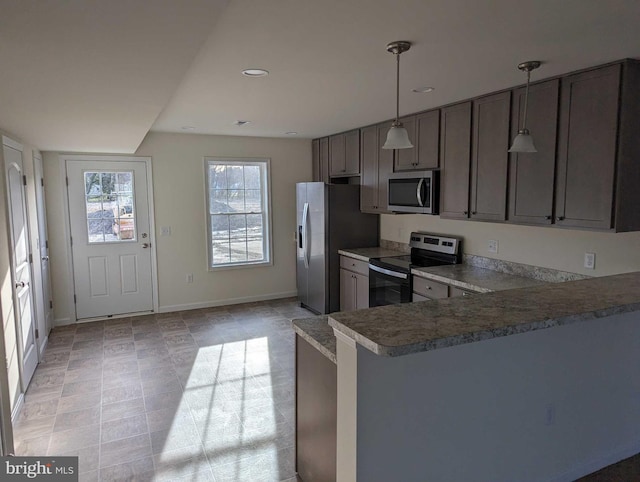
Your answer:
[13,298,313,482]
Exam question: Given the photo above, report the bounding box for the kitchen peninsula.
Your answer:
[297,271,640,482]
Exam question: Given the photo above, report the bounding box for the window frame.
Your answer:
[204,157,273,271]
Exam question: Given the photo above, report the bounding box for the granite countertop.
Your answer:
[412,264,547,293]
[338,247,405,262]
[328,271,640,357]
[291,315,336,364]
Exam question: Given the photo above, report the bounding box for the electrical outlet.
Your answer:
[161,226,171,236]
[584,252,595,269]
[186,273,193,283]
[488,239,499,254]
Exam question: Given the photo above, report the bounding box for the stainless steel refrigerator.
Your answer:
[296,182,379,314]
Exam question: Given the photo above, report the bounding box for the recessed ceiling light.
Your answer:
[234,120,251,126]
[412,86,435,93]
[285,131,298,135]
[242,68,269,77]
[181,126,195,130]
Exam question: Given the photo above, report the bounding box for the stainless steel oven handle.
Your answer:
[416,178,425,207]
[369,264,408,279]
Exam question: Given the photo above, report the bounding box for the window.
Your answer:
[84,171,136,243]
[205,158,271,269]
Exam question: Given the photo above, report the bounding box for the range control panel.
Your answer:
[409,232,460,256]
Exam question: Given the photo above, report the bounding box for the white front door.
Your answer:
[3,138,38,389]
[66,160,154,319]
[33,151,53,348]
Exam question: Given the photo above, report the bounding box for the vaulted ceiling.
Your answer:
[1,0,640,153]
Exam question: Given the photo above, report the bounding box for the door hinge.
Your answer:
[70,236,73,246]
[73,294,77,304]
[35,329,39,339]
[22,175,27,186]
[28,253,33,264]
[4,358,8,371]
[49,300,53,309]
[40,177,44,187]
[65,177,69,186]
[45,240,49,249]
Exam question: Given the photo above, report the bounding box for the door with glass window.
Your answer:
[66,160,153,319]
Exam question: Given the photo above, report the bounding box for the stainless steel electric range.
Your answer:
[368,232,462,307]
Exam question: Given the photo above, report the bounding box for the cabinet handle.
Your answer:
[463,211,468,215]
[546,215,552,220]
[427,286,432,290]
[472,211,477,215]
[557,216,565,221]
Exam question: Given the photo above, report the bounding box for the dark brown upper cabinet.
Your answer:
[556,61,640,232]
[508,79,559,225]
[319,137,330,183]
[329,130,360,177]
[439,102,472,219]
[360,122,394,213]
[394,110,440,171]
[470,91,511,221]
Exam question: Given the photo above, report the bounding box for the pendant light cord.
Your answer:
[522,69,531,131]
[395,51,400,125]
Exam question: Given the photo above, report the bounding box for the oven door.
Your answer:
[368,264,411,307]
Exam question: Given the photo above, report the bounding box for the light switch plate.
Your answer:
[584,252,595,269]
[161,226,171,236]
[488,239,499,254]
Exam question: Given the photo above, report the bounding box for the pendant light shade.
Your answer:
[383,122,413,149]
[509,60,541,153]
[382,41,414,150]
[508,129,537,153]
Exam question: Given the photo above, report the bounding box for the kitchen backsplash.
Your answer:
[380,238,589,283]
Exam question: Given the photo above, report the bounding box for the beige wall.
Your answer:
[44,132,311,322]
[381,214,640,277]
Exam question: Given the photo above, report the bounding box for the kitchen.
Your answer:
[0,1,640,482]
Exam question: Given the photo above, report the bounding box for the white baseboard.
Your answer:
[549,440,640,482]
[38,335,48,358]
[158,291,298,314]
[53,317,72,327]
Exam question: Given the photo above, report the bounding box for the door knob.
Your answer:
[142,243,150,249]
[15,281,26,289]
[42,256,49,261]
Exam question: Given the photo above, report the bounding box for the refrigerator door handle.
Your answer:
[298,225,303,249]
[302,202,310,268]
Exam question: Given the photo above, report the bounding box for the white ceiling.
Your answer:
[2,0,640,152]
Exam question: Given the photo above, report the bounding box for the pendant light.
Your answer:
[509,60,541,153]
[382,41,413,150]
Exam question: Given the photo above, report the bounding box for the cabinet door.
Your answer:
[360,126,379,212]
[319,137,330,183]
[508,79,559,225]
[344,130,360,175]
[393,115,417,171]
[329,134,346,176]
[556,65,620,230]
[440,102,472,219]
[377,122,394,212]
[340,268,355,312]
[354,272,369,310]
[470,91,511,221]
[416,110,440,169]
[312,139,321,182]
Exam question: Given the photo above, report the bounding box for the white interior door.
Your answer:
[33,151,53,347]
[66,160,153,320]
[3,139,38,390]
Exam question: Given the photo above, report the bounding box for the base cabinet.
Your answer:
[340,256,369,311]
[412,275,477,300]
[296,335,337,482]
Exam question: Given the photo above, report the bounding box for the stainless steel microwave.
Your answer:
[388,171,439,214]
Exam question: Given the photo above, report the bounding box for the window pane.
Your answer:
[245,190,262,212]
[227,190,245,212]
[230,240,247,263]
[210,190,230,214]
[87,218,108,243]
[85,170,136,244]
[227,166,244,189]
[211,215,230,239]
[212,240,231,264]
[115,216,135,240]
[85,172,101,195]
[247,213,264,261]
[229,214,246,239]
[101,173,116,196]
[209,165,227,189]
[244,165,261,189]
[116,172,133,193]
